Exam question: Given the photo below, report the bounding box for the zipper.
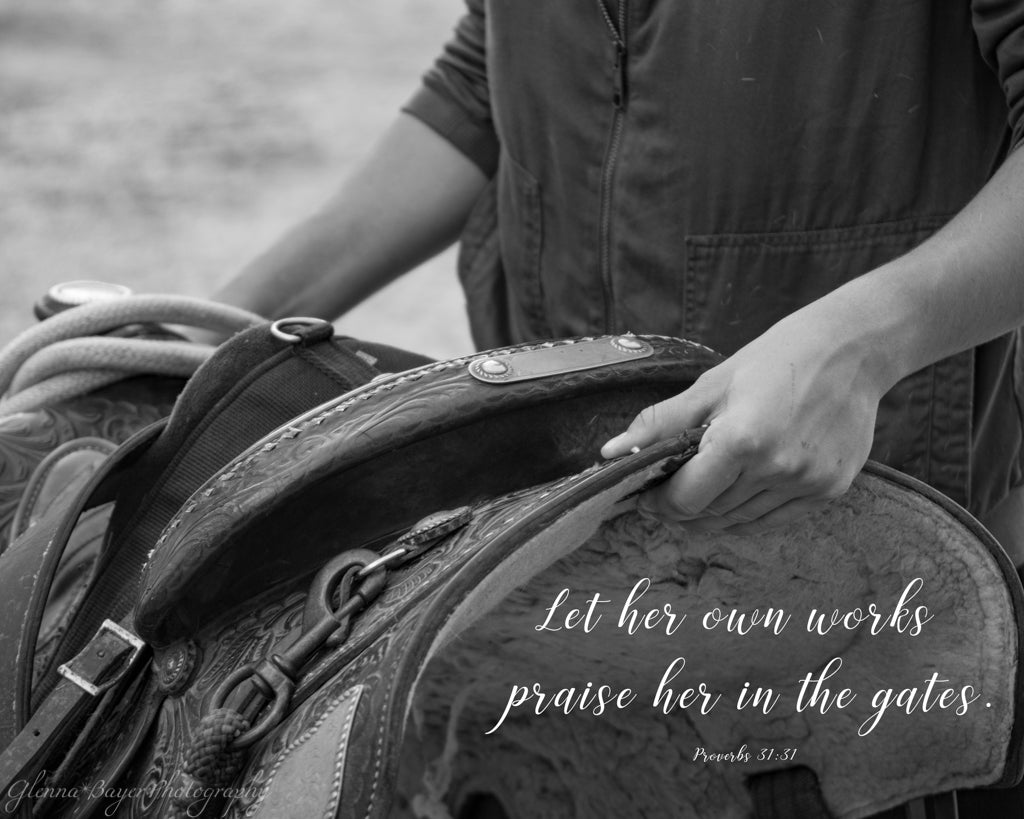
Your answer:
[596,0,628,333]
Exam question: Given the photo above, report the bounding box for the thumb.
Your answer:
[600,387,713,459]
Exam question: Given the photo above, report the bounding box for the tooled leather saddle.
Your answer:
[0,297,1020,819]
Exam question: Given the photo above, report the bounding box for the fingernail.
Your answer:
[600,434,628,458]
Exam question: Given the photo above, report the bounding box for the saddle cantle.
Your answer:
[0,307,1020,819]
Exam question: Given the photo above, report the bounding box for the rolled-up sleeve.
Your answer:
[973,0,1024,150]
[403,0,500,177]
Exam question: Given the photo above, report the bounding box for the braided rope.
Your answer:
[183,708,252,787]
[169,708,253,818]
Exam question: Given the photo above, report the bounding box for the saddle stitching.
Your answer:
[14,530,66,718]
[364,664,393,819]
[14,442,114,689]
[239,684,363,818]
[325,687,362,819]
[15,439,112,538]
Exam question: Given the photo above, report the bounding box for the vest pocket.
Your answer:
[683,217,948,356]
[683,216,972,504]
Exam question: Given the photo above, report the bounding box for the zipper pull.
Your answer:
[612,42,627,110]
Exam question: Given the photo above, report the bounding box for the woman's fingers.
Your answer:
[601,312,883,534]
[722,497,832,536]
[600,384,714,459]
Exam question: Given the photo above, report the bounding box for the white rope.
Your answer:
[0,295,263,397]
[0,371,130,416]
[0,295,266,416]
[10,338,216,393]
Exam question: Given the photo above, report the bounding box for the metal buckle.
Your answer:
[57,619,146,697]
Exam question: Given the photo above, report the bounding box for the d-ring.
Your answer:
[270,317,331,343]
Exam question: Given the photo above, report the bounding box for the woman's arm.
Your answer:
[213,112,487,321]
[602,146,1024,533]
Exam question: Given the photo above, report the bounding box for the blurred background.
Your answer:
[0,0,472,359]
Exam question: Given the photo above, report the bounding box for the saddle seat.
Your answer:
[396,465,1020,818]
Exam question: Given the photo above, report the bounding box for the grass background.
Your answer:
[0,0,472,359]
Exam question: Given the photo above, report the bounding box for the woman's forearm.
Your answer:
[826,144,1024,392]
[214,113,488,320]
[603,145,1024,534]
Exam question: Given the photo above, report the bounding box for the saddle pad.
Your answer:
[396,461,1022,819]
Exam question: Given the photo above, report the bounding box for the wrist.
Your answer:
[783,274,919,396]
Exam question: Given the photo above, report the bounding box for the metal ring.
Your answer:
[269,317,331,343]
[207,660,295,749]
[209,663,259,711]
[233,688,293,749]
[301,549,379,633]
[356,548,408,578]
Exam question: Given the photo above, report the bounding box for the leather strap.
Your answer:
[57,673,165,819]
[0,422,164,763]
[11,438,117,540]
[0,620,146,812]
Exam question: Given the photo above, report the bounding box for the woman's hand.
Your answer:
[601,309,894,534]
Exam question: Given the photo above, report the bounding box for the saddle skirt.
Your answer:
[0,320,1019,819]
